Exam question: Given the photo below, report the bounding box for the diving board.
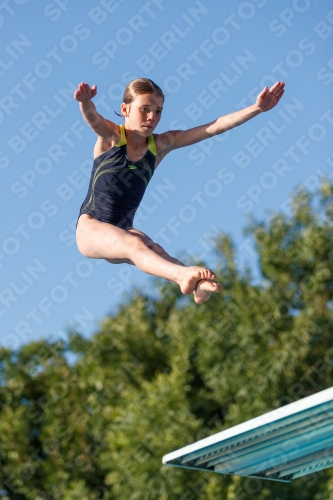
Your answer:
[162,387,333,482]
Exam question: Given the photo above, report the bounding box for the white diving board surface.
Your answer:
[162,387,333,482]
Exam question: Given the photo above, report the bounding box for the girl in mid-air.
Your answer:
[75,78,284,304]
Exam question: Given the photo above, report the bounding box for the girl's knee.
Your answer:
[130,234,150,251]
[151,242,165,255]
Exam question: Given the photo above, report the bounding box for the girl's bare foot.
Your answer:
[194,279,222,304]
[177,267,216,295]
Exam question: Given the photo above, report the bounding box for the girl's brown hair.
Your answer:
[115,78,164,117]
[123,78,164,104]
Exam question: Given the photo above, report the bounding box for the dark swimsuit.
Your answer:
[78,124,157,229]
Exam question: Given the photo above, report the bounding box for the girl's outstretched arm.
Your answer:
[74,82,118,139]
[157,81,285,154]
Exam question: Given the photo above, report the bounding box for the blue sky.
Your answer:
[1,0,333,349]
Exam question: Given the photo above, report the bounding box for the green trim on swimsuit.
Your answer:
[115,124,127,147]
[148,133,157,156]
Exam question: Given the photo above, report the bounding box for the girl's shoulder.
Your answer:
[153,132,175,168]
[93,124,122,159]
[153,131,174,155]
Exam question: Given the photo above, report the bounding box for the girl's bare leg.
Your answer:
[76,215,220,297]
[125,228,221,303]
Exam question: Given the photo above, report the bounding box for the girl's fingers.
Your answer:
[271,81,282,90]
[259,86,268,98]
[270,81,284,94]
[274,89,284,101]
[275,88,284,97]
[75,83,96,100]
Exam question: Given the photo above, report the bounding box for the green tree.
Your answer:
[0,182,333,499]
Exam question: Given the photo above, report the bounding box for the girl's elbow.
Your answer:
[209,127,224,137]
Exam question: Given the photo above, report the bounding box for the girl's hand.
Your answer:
[256,81,285,112]
[74,82,97,102]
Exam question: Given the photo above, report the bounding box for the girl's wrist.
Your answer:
[80,99,92,106]
[251,103,262,114]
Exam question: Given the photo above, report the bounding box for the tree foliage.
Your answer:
[1,183,333,499]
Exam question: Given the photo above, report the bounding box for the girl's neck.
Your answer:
[124,125,148,148]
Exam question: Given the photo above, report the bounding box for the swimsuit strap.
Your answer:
[148,132,157,156]
[117,124,157,156]
[115,124,127,147]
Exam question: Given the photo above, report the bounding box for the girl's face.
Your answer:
[121,93,164,134]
